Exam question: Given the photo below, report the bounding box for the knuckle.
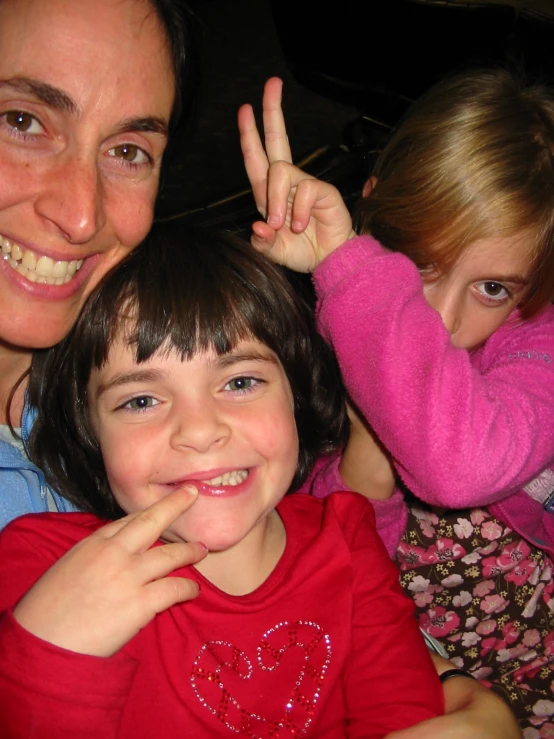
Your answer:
[158,543,184,564]
[136,507,162,530]
[172,577,199,602]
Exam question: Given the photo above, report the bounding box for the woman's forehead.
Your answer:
[0,0,175,125]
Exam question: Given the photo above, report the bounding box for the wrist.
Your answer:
[439,668,476,684]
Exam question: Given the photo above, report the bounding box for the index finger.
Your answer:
[238,101,270,211]
[99,486,199,553]
[262,77,293,164]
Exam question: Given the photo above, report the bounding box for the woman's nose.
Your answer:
[34,152,106,245]
[169,401,230,454]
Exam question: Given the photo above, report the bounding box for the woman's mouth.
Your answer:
[1,235,83,285]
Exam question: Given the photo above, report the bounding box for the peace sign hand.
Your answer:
[238,77,355,273]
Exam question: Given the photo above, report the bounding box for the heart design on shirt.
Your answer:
[191,620,332,736]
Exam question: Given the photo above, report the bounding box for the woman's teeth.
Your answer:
[203,470,249,486]
[0,235,83,285]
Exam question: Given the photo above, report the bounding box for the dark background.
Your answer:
[156,0,358,223]
[156,0,554,230]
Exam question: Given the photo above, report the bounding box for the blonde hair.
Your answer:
[357,68,554,317]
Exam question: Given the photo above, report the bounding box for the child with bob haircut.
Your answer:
[0,224,444,738]
[238,67,554,727]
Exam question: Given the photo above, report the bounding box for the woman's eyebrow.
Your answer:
[113,116,169,137]
[0,77,169,136]
[0,77,77,113]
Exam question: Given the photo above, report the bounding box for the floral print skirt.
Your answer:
[397,501,554,735]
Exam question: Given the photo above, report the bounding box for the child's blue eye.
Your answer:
[124,396,158,411]
[225,377,258,392]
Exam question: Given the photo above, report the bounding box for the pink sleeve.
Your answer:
[330,495,443,737]
[308,454,408,558]
[0,517,138,738]
[314,236,554,508]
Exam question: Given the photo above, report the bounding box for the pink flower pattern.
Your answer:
[397,504,554,732]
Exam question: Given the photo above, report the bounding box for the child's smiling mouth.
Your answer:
[165,469,251,497]
[202,469,249,487]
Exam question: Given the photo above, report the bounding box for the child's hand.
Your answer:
[384,678,522,739]
[13,486,206,658]
[238,77,355,272]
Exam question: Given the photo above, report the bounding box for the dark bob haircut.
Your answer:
[28,224,348,519]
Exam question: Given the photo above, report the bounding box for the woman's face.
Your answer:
[0,0,175,351]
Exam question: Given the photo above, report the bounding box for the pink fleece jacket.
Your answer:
[307,236,554,559]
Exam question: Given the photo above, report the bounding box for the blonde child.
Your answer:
[0,224,445,738]
[238,68,554,729]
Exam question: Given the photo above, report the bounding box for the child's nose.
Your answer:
[423,282,461,337]
[169,401,230,454]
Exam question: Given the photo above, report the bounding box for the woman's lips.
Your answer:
[0,234,84,285]
[0,245,100,300]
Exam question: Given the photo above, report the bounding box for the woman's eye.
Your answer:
[225,377,257,392]
[124,396,158,411]
[3,111,44,135]
[108,143,150,165]
[476,281,510,302]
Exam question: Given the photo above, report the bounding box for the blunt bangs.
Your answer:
[82,225,313,374]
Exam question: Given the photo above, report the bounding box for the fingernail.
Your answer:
[198,542,208,552]
[267,215,280,225]
[183,484,198,496]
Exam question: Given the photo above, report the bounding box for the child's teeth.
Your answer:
[204,470,249,486]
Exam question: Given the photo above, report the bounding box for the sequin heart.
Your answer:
[191,619,332,737]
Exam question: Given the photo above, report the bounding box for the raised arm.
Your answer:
[238,77,354,272]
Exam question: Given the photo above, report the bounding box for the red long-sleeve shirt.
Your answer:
[0,492,442,738]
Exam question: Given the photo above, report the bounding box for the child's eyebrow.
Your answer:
[215,350,279,368]
[93,351,278,399]
[94,369,165,399]
[485,274,529,285]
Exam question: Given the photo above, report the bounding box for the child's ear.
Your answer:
[362,176,378,198]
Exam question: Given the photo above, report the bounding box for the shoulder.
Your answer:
[0,513,105,614]
[488,306,554,353]
[0,512,105,554]
[281,491,377,541]
[475,306,554,374]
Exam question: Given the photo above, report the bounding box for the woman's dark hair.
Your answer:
[149,0,202,137]
[28,224,348,519]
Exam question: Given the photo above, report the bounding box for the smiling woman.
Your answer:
[0,0,198,526]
